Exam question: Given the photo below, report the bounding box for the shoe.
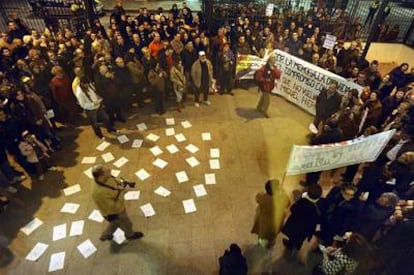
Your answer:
[194,103,200,108]
[204,100,211,105]
[99,136,106,140]
[118,118,126,123]
[127,232,144,240]
[132,103,138,108]
[100,235,112,241]
[6,186,18,193]
[109,129,120,134]
[263,113,270,118]
[39,174,44,181]
[48,166,58,172]
[229,92,234,96]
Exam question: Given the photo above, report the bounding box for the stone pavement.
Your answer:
[0,85,322,275]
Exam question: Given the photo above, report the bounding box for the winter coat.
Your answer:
[92,177,126,217]
[251,192,276,241]
[126,60,145,84]
[148,69,167,91]
[254,65,281,93]
[170,65,186,91]
[191,59,213,89]
[315,89,342,122]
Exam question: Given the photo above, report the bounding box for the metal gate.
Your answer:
[0,0,97,35]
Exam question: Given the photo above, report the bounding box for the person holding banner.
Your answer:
[254,57,281,118]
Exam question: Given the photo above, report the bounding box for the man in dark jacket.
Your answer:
[113,57,132,107]
[314,80,342,127]
[282,184,323,250]
[219,243,247,275]
[95,64,125,123]
[353,192,399,241]
[319,184,360,245]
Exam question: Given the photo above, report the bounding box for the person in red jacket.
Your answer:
[255,57,281,118]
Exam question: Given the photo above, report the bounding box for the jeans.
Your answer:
[85,107,114,138]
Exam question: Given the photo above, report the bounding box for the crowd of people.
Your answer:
[0,0,413,274]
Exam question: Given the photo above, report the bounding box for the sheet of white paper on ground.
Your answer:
[131,139,143,148]
[111,169,121,177]
[165,128,175,136]
[77,239,97,259]
[25,242,49,262]
[113,157,128,168]
[88,209,104,223]
[69,220,84,237]
[117,135,129,144]
[136,123,148,131]
[140,203,156,217]
[52,224,67,241]
[60,203,80,214]
[210,148,220,158]
[186,157,200,167]
[182,199,197,213]
[124,191,140,200]
[146,133,160,142]
[154,186,171,197]
[153,158,168,169]
[96,141,111,151]
[63,184,81,196]
[135,169,150,181]
[84,167,93,179]
[166,144,179,154]
[210,159,221,170]
[46,109,55,119]
[81,157,96,164]
[101,152,115,163]
[205,173,216,185]
[48,252,65,272]
[150,146,163,156]
[185,144,199,153]
[176,171,189,183]
[175,133,186,142]
[202,132,212,141]
[181,120,192,128]
[193,184,208,197]
[21,218,43,235]
[166,118,175,125]
[113,228,126,244]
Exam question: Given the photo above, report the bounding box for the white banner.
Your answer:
[273,50,363,115]
[235,50,363,115]
[285,129,396,176]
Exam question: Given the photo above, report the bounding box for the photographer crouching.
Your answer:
[91,165,144,242]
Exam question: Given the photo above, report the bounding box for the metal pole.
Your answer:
[361,0,390,60]
[403,17,414,44]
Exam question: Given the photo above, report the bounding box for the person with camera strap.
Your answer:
[91,165,144,242]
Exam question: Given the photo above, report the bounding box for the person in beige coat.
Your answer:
[191,51,213,107]
[170,58,186,112]
[91,165,143,242]
[251,179,288,249]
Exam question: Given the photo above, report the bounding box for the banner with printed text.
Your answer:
[236,50,363,115]
[285,129,396,176]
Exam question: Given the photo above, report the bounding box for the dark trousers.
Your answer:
[0,161,20,181]
[104,100,124,123]
[133,83,144,106]
[220,71,232,94]
[102,210,134,238]
[195,87,208,103]
[365,9,377,26]
[85,107,114,138]
[153,88,166,114]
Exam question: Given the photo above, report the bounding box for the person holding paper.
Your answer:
[254,56,281,118]
[91,165,144,242]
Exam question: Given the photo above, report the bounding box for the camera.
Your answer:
[120,177,136,188]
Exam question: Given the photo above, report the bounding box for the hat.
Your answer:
[198,51,206,56]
